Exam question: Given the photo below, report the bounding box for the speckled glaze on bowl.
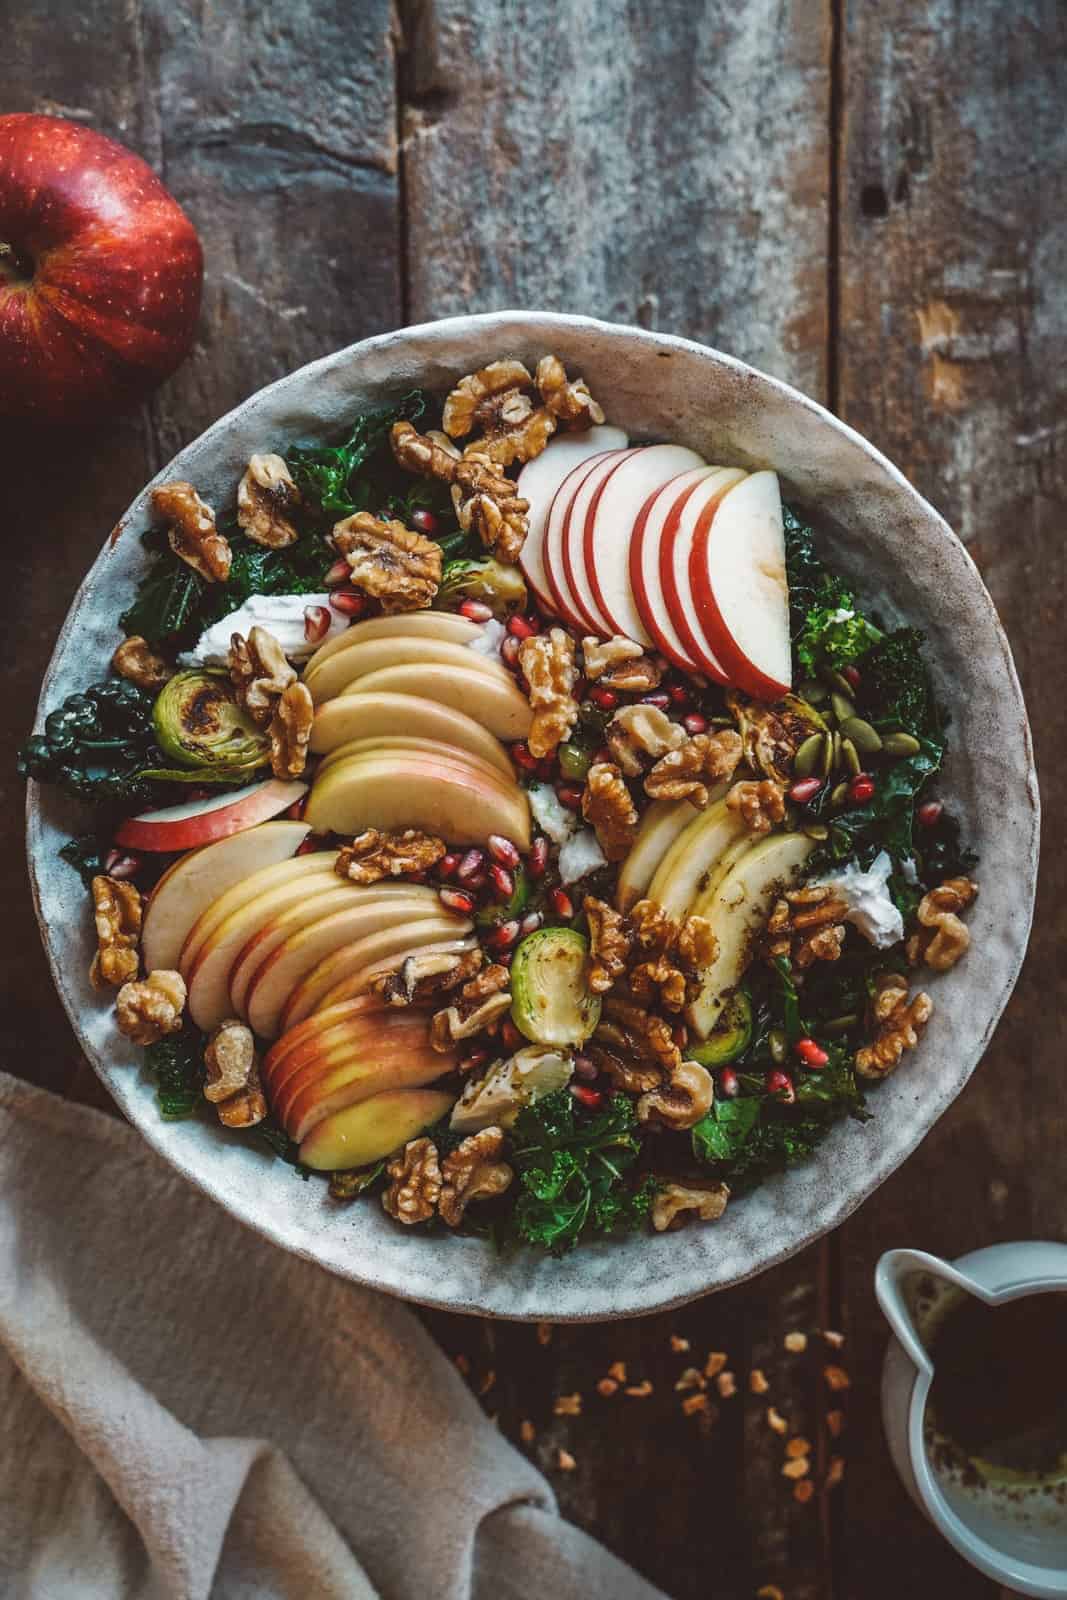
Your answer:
[26,313,1039,1321]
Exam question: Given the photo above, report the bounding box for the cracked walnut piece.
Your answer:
[646,730,744,807]
[430,965,512,1051]
[237,452,302,549]
[606,704,685,777]
[582,636,663,693]
[333,511,442,612]
[765,885,848,969]
[373,947,484,1007]
[906,877,978,971]
[90,874,143,989]
[855,972,933,1080]
[442,359,555,466]
[151,482,231,583]
[582,762,638,861]
[111,635,171,691]
[726,778,787,835]
[115,969,186,1046]
[336,828,446,884]
[203,1019,267,1128]
[652,1181,730,1233]
[593,996,681,1089]
[439,1127,514,1226]
[229,625,296,726]
[585,896,632,994]
[630,913,718,1012]
[269,681,313,779]
[452,454,530,565]
[536,355,605,430]
[519,628,579,758]
[382,1137,442,1225]
[637,1059,715,1131]
[391,420,461,480]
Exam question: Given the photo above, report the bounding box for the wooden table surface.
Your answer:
[5,4,1065,1596]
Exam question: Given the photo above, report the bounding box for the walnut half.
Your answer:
[382,1137,442,1224]
[519,628,579,758]
[652,1181,730,1232]
[152,482,231,583]
[115,970,186,1046]
[335,828,446,885]
[111,635,171,691]
[237,452,302,549]
[333,511,442,613]
[90,874,143,990]
[637,1060,715,1131]
[438,1127,513,1225]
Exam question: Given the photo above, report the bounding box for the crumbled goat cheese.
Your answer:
[899,855,920,885]
[558,828,607,884]
[179,593,346,666]
[528,782,577,846]
[466,619,506,659]
[825,850,904,949]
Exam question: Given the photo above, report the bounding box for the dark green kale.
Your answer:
[144,1031,204,1121]
[58,832,110,887]
[498,1090,657,1253]
[919,807,978,883]
[784,506,881,677]
[860,626,942,741]
[813,737,943,868]
[286,390,428,521]
[18,678,166,806]
[255,1119,304,1165]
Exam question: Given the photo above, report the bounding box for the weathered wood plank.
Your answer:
[835,3,1067,1596]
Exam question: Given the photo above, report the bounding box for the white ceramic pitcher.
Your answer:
[877,1242,1067,1597]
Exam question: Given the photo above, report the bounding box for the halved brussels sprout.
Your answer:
[726,690,828,785]
[151,670,270,775]
[437,557,527,618]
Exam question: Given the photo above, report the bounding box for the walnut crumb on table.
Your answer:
[783,1331,808,1353]
[749,1368,771,1395]
[596,1378,619,1398]
[556,1448,577,1473]
[554,1393,581,1416]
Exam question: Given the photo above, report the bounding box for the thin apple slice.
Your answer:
[644,790,741,919]
[659,467,746,684]
[280,922,476,1033]
[304,608,480,677]
[263,994,389,1085]
[518,427,628,611]
[179,851,339,975]
[560,447,643,634]
[309,633,517,706]
[317,734,512,791]
[298,1088,456,1171]
[142,819,309,972]
[585,444,705,642]
[542,450,629,628]
[271,1016,437,1113]
[309,690,513,778]
[339,663,531,742]
[286,1051,455,1146]
[114,778,308,853]
[688,469,791,699]
[615,799,701,913]
[630,468,715,673]
[306,751,531,849]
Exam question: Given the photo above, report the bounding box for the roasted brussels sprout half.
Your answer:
[151,670,270,776]
[437,557,527,618]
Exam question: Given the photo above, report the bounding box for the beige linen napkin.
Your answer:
[0,1071,665,1600]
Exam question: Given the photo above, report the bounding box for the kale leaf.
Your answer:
[286,390,442,526]
[860,627,942,741]
[144,1031,204,1121]
[815,737,943,867]
[59,832,110,887]
[18,678,167,807]
[784,506,882,677]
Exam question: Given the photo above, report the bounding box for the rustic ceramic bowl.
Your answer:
[26,312,1038,1320]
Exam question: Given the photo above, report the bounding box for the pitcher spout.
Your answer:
[875,1248,991,1378]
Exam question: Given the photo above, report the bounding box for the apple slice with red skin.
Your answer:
[659,467,746,682]
[310,934,479,1018]
[298,1088,456,1171]
[518,427,628,611]
[339,663,532,742]
[687,469,791,700]
[309,691,513,778]
[279,922,475,1033]
[560,448,644,634]
[179,851,340,976]
[264,994,389,1085]
[141,819,309,972]
[541,449,630,629]
[284,1050,455,1146]
[304,608,480,679]
[584,444,706,643]
[114,779,308,853]
[269,1014,437,1113]
[630,468,715,673]
[306,750,531,850]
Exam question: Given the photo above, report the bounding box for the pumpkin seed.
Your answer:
[793,733,824,777]
[798,679,828,705]
[803,821,829,841]
[841,736,862,776]
[830,691,856,724]
[831,731,844,772]
[819,732,834,777]
[768,1028,788,1065]
[839,715,883,754]
[821,667,854,697]
[822,1013,860,1037]
[882,730,922,758]
[830,780,851,808]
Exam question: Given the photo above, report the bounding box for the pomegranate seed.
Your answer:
[296,838,319,856]
[303,604,332,643]
[438,852,460,879]
[789,776,824,805]
[571,1084,603,1110]
[556,783,584,811]
[593,745,613,765]
[459,598,493,623]
[500,1018,523,1051]
[511,742,537,771]
[465,870,487,891]
[411,507,439,535]
[519,910,543,935]
[439,887,475,915]
[589,685,618,711]
[460,1049,490,1074]
[672,1020,689,1050]
[719,1067,740,1099]
[104,849,142,880]
[795,1037,829,1068]
[571,677,588,703]
[487,833,520,868]
[640,691,670,709]
[842,664,862,689]
[573,1054,598,1081]
[551,887,574,919]
[283,796,308,821]
[490,864,515,899]
[329,589,367,616]
[324,557,350,586]
[848,773,876,804]
[917,800,943,828]
[500,635,522,669]
[456,848,486,884]
[536,758,557,781]
[488,919,520,951]
[667,683,690,706]
[765,1068,796,1104]
[506,614,538,639]
[528,837,549,877]
[683,712,708,735]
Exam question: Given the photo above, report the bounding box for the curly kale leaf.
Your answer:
[860,627,942,741]
[814,737,943,868]
[286,390,430,523]
[784,506,882,676]
[144,1031,205,1121]
[499,1090,656,1253]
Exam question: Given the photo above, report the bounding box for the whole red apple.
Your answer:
[0,114,202,424]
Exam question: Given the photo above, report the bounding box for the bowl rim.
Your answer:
[25,310,1040,1320]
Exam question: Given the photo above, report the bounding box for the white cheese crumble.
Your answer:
[828,607,855,624]
[899,855,920,886]
[528,782,577,846]
[179,593,347,666]
[466,618,506,659]
[825,850,904,949]
[558,827,607,884]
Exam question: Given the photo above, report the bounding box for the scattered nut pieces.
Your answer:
[596,997,681,1090]
[556,1448,577,1472]
[670,1334,691,1354]
[906,877,978,970]
[765,886,847,970]
[269,680,313,778]
[749,1368,771,1395]
[442,359,554,465]
[152,481,231,582]
[625,1380,654,1399]
[111,635,171,691]
[826,1455,845,1489]
[597,1378,619,1398]
[725,778,787,835]
[715,1371,737,1399]
[675,1367,707,1393]
[554,1393,582,1416]
[115,969,186,1045]
[646,730,744,807]
[438,1126,513,1226]
[237,452,301,548]
[333,511,442,612]
[606,703,685,776]
[536,1322,553,1347]
[793,1479,815,1505]
[784,1332,808,1353]
[823,1364,851,1392]
[767,1407,789,1435]
[821,1329,846,1350]
[216,1072,267,1129]
[638,1060,715,1132]
[582,635,645,681]
[520,1420,536,1445]
[383,1137,443,1224]
[203,1019,257,1104]
[375,948,483,1008]
[582,762,638,860]
[786,1436,811,1459]
[855,973,932,1080]
[756,1587,785,1600]
[781,1455,810,1480]
[682,1392,710,1417]
[607,1361,628,1384]
[229,625,296,727]
[584,896,632,994]
[705,1352,728,1380]
[429,976,512,1051]
[391,419,462,480]
[478,1369,496,1397]
[519,628,579,758]
[336,828,447,884]
[826,1409,844,1438]
[90,874,142,990]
